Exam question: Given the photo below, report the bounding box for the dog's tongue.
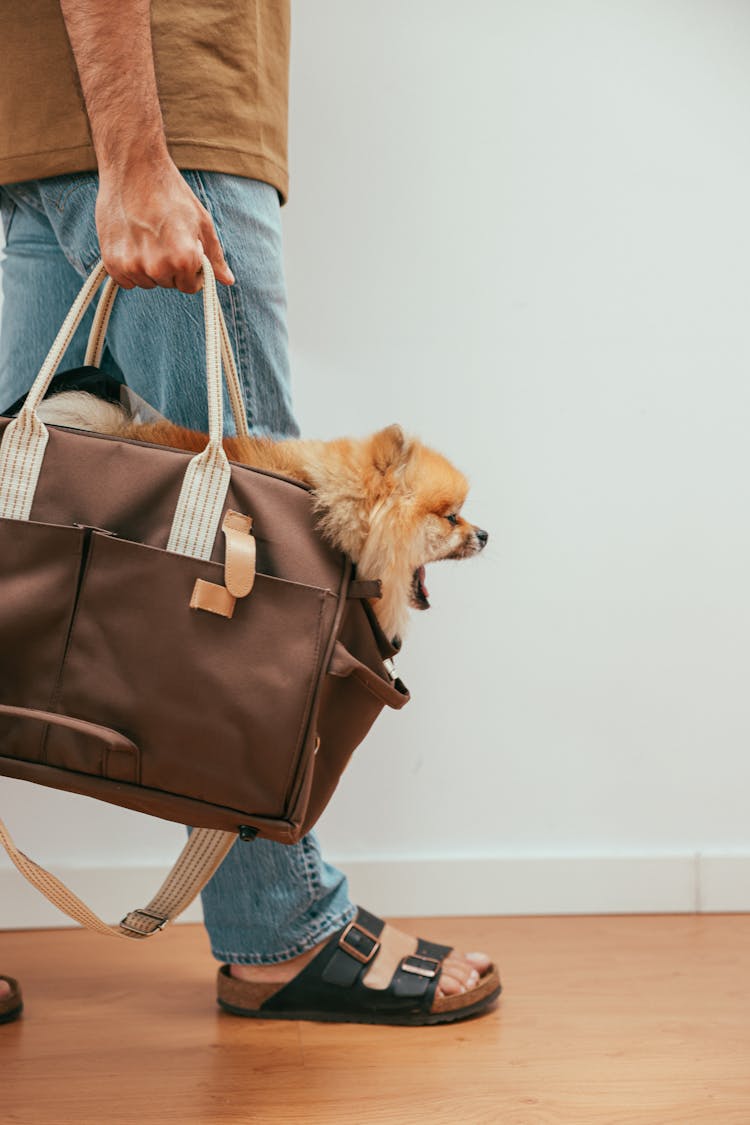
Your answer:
[417,565,429,600]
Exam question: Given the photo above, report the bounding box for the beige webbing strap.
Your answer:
[215,295,251,439]
[165,257,232,561]
[0,261,109,520]
[84,274,250,438]
[83,274,119,370]
[0,818,237,939]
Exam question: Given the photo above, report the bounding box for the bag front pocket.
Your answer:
[0,519,86,763]
[54,532,335,816]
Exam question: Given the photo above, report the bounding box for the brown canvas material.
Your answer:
[0,0,290,200]
[0,418,409,843]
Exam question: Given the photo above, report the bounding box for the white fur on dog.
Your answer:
[36,391,131,434]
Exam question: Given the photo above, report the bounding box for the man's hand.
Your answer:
[61,0,233,293]
[97,158,235,293]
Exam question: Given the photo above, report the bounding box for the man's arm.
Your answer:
[59,0,234,293]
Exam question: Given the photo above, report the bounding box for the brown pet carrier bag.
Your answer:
[0,258,408,939]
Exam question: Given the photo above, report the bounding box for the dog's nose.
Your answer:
[475,528,489,547]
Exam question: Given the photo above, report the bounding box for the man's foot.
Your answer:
[218,909,500,1025]
[0,979,10,1001]
[230,922,491,998]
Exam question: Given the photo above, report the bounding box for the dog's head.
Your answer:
[305,425,488,644]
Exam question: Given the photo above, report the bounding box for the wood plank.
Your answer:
[1,915,749,1124]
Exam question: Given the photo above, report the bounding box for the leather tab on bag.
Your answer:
[222,510,256,597]
[190,578,236,619]
[347,579,382,600]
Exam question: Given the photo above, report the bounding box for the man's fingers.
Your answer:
[143,247,204,294]
[173,259,204,294]
[167,243,204,294]
[200,219,235,286]
[103,248,204,293]
[102,259,156,290]
[127,271,157,290]
[175,270,203,295]
[100,227,227,293]
[96,163,234,293]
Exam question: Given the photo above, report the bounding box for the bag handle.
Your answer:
[0,256,232,562]
[0,816,237,939]
[328,642,410,708]
[84,274,250,439]
[0,262,246,935]
[0,703,139,757]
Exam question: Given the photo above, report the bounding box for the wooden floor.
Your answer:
[1,915,749,1124]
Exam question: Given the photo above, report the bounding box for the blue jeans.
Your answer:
[0,172,356,963]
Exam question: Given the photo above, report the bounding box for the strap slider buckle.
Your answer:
[400,954,441,980]
[338,920,381,964]
[119,908,168,936]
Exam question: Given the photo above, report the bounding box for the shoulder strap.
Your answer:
[0,818,237,939]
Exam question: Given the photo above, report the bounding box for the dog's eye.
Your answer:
[445,513,459,526]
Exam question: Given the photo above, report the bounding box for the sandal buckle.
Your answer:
[338,920,381,964]
[400,954,441,980]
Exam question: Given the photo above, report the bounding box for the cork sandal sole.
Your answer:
[217,963,501,1026]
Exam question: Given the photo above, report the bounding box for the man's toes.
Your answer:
[465,951,491,973]
[450,955,481,983]
[437,956,482,997]
[0,980,11,1000]
[437,970,467,997]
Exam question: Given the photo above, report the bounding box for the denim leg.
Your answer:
[0,173,356,962]
[0,186,100,404]
[197,833,355,964]
[2,173,298,436]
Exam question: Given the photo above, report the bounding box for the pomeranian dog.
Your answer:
[37,392,488,644]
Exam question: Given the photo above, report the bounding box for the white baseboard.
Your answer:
[1,853,748,931]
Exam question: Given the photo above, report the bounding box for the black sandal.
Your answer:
[216,907,501,1026]
[0,976,23,1025]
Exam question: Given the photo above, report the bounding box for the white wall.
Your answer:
[3,0,750,927]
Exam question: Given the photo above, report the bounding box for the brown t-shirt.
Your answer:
[0,0,290,200]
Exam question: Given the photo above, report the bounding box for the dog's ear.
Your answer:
[371,424,413,475]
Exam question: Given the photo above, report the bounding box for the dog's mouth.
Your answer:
[410,565,430,610]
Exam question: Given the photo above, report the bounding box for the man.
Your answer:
[0,0,496,1024]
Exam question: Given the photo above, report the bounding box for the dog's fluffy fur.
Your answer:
[38,392,488,643]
